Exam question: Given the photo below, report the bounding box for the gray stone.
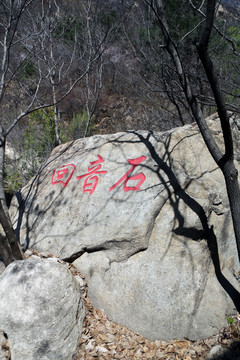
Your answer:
[9,116,240,341]
[208,344,224,358]
[0,258,85,360]
[0,261,5,276]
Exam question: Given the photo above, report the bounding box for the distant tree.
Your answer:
[15,0,109,146]
[142,0,240,261]
[121,0,240,130]
[119,0,203,129]
[0,0,114,265]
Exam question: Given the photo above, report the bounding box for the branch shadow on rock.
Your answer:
[12,129,240,314]
[130,130,240,312]
[13,141,77,249]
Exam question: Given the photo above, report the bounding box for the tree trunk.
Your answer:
[148,0,240,261]
[222,160,240,258]
[0,200,24,262]
[0,234,14,266]
[0,126,24,265]
[196,0,240,261]
[52,86,62,146]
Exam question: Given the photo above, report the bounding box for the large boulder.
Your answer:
[10,115,240,341]
[0,258,85,360]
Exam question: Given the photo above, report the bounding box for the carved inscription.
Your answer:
[51,155,147,194]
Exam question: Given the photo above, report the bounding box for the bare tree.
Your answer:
[28,1,80,145]
[81,0,104,137]
[118,1,199,130]
[0,0,112,265]
[143,0,240,261]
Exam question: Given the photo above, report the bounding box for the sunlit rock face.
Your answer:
[0,258,85,360]
[10,116,240,340]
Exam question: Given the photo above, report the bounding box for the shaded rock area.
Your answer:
[0,258,85,360]
[10,115,240,341]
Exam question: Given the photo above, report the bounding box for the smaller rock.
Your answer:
[208,344,224,358]
[23,249,35,257]
[0,258,85,360]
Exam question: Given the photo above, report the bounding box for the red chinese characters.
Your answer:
[109,155,146,192]
[76,155,107,195]
[51,155,147,194]
[51,164,76,187]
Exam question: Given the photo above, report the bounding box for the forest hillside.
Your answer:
[1,0,240,195]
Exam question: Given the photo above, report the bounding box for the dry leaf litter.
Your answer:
[26,251,240,360]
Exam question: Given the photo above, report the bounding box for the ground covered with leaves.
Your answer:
[71,264,240,360]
